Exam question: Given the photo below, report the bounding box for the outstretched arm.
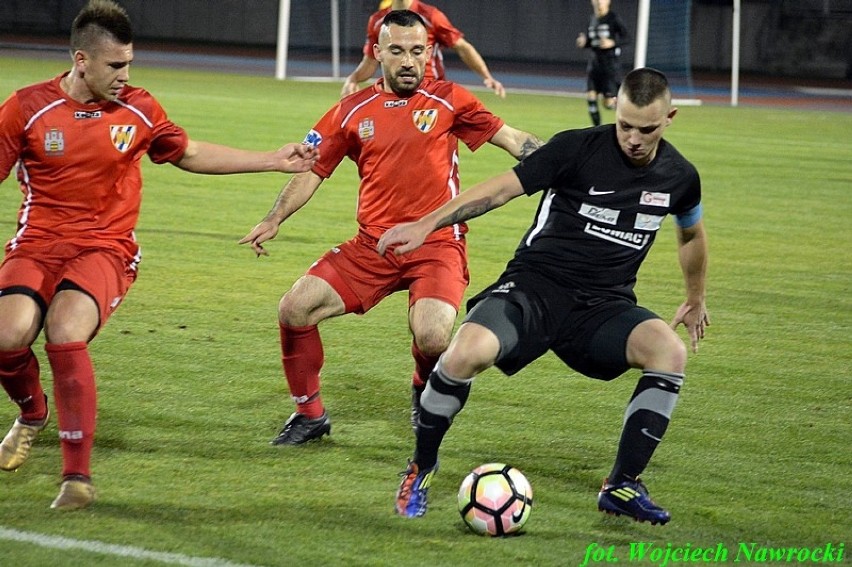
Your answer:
[452,38,505,98]
[341,55,380,98]
[175,140,318,174]
[238,171,324,256]
[488,124,545,161]
[377,170,524,256]
[670,219,710,352]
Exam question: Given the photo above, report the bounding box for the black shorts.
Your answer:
[586,55,621,97]
[464,269,658,381]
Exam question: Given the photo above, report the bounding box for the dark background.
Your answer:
[1,0,850,80]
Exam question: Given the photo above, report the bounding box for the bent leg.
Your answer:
[44,289,100,480]
[0,294,47,423]
[586,90,601,126]
[408,297,456,386]
[408,298,457,430]
[414,322,502,470]
[277,275,345,421]
[609,318,688,483]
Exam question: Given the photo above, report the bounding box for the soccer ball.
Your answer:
[457,463,533,537]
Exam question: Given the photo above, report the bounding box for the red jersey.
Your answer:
[0,74,189,264]
[363,0,464,81]
[305,79,503,243]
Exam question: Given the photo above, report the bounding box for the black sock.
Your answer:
[413,364,471,470]
[588,100,601,126]
[608,370,684,484]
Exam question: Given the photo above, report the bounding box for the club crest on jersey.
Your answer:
[110,125,136,153]
[44,128,65,156]
[358,118,375,141]
[412,109,438,133]
[303,129,323,149]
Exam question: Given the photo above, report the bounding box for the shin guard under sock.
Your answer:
[280,323,325,419]
[608,370,684,483]
[414,363,471,470]
[46,342,96,478]
[410,341,439,390]
[0,347,47,422]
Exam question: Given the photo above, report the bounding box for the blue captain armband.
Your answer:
[675,203,703,228]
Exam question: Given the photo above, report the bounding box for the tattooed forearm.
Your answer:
[436,197,496,228]
[517,135,545,160]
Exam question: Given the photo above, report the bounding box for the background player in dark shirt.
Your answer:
[577,0,630,125]
[379,68,709,524]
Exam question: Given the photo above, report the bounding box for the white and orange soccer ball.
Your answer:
[457,463,533,537]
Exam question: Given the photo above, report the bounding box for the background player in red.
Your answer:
[341,0,505,99]
[240,10,542,446]
[0,0,317,510]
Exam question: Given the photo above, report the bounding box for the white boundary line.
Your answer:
[0,527,265,567]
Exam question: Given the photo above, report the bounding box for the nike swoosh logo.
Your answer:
[641,428,663,442]
[589,187,615,195]
[511,496,529,523]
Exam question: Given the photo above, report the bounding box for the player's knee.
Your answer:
[649,330,688,374]
[440,328,499,379]
[43,316,91,345]
[628,320,688,373]
[662,335,688,373]
[277,276,337,327]
[0,323,34,351]
[278,292,310,327]
[0,295,49,348]
[413,330,452,358]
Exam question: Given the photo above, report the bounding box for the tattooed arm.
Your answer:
[488,125,545,161]
[377,170,524,256]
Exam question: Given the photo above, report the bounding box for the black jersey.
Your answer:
[586,11,630,62]
[510,125,701,293]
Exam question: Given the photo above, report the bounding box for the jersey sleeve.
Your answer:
[671,163,702,215]
[612,13,631,47]
[138,94,189,165]
[428,6,464,48]
[450,85,503,152]
[513,129,580,195]
[0,93,25,182]
[362,12,383,58]
[304,103,351,180]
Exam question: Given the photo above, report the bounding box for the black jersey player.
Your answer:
[379,67,709,524]
[577,0,630,125]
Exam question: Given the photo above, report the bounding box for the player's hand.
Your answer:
[670,301,710,353]
[576,33,587,48]
[484,78,506,99]
[274,143,318,173]
[599,38,616,49]
[238,219,280,257]
[377,222,429,256]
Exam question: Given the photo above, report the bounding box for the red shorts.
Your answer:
[307,232,469,314]
[0,244,137,327]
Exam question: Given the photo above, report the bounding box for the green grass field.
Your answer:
[0,55,850,566]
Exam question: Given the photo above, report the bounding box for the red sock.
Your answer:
[0,347,47,422]
[46,342,96,479]
[279,323,324,419]
[411,341,438,390]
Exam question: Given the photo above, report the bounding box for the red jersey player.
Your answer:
[0,0,316,510]
[240,10,542,446]
[341,0,505,98]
